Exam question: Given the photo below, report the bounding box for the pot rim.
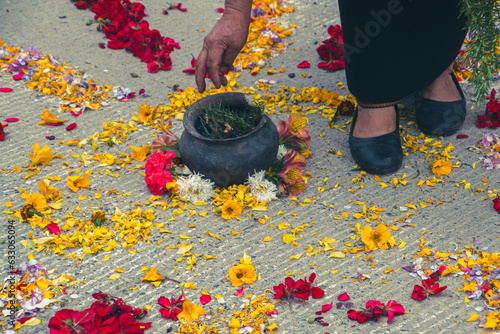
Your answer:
[183,93,269,143]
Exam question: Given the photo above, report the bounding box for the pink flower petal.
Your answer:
[200,294,211,305]
[66,123,77,131]
[4,118,19,122]
[0,88,13,93]
[13,73,25,80]
[297,60,311,68]
[337,291,350,301]
[234,286,244,296]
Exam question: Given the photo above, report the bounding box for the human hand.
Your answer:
[195,2,252,93]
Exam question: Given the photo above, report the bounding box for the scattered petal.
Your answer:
[297,60,311,68]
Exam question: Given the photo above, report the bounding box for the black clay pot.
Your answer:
[179,92,279,187]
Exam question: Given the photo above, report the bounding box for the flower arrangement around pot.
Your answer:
[143,94,312,220]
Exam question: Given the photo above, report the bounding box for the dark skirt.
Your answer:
[338,0,467,105]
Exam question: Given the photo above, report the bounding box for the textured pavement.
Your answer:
[1,0,499,333]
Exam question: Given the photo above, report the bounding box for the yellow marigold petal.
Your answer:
[466,313,479,322]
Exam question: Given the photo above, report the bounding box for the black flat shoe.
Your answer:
[415,73,466,137]
[348,105,403,174]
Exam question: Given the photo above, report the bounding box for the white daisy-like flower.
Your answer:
[176,173,214,202]
[246,170,278,202]
[276,144,288,159]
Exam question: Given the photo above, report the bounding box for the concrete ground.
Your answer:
[0,0,499,333]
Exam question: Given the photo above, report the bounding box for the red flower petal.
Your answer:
[0,88,13,93]
[456,134,469,139]
[315,302,333,315]
[4,118,19,122]
[17,317,34,324]
[337,291,350,301]
[69,109,84,116]
[297,60,311,68]
[183,68,195,74]
[174,3,187,11]
[45,136,56,140]
[216,8,224,13]
[311,286,325,299]
[147,62,160,73]
[200,294,211,305]
[47,223,60,235]
[13,73,25,80]
[139,88,145,95]
[234,286,244,297]
[66,123,77,131]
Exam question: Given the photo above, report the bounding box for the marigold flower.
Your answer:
[431,159,452,177]
[227,263,257,287]
[130,144,151,162]
[361,224,392,252]
[135,103,156,124]
[177,298,205,322]
[66,173,91,193]
[141,267,165,287]
[29,143,60,167]
[220,200,242,220]
[21,192,48,212]
[38,109,68,126]
[37,180,62,201]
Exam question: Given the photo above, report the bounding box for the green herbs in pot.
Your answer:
[196,103,264,139]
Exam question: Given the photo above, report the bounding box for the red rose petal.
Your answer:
[216,8,224,13]
[4,118,19,122]
[234,286,244,297]
[13,73,25,80]
[45,136,55,140]
[297,60,311,68]
[456,134,469,139]
[311,286,325,299]
[66,123,77,131]
[337,291,350,301]
[315,302,333,315]
[0,88,13,93]
[139,88,145,95]
[200,294,211,305]
[47,223,60,235]
[182,68,195,74]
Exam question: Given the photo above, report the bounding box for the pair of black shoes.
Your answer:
[349,74,467,174]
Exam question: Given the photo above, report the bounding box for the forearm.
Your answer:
[224,0,253,25]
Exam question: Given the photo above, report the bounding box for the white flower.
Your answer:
[176,173,214,202]
[276,144,287,159]
[246,170,277,202]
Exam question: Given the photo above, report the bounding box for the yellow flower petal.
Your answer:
[108,273,121,280]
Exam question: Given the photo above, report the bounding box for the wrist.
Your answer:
[224,0,252,24]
